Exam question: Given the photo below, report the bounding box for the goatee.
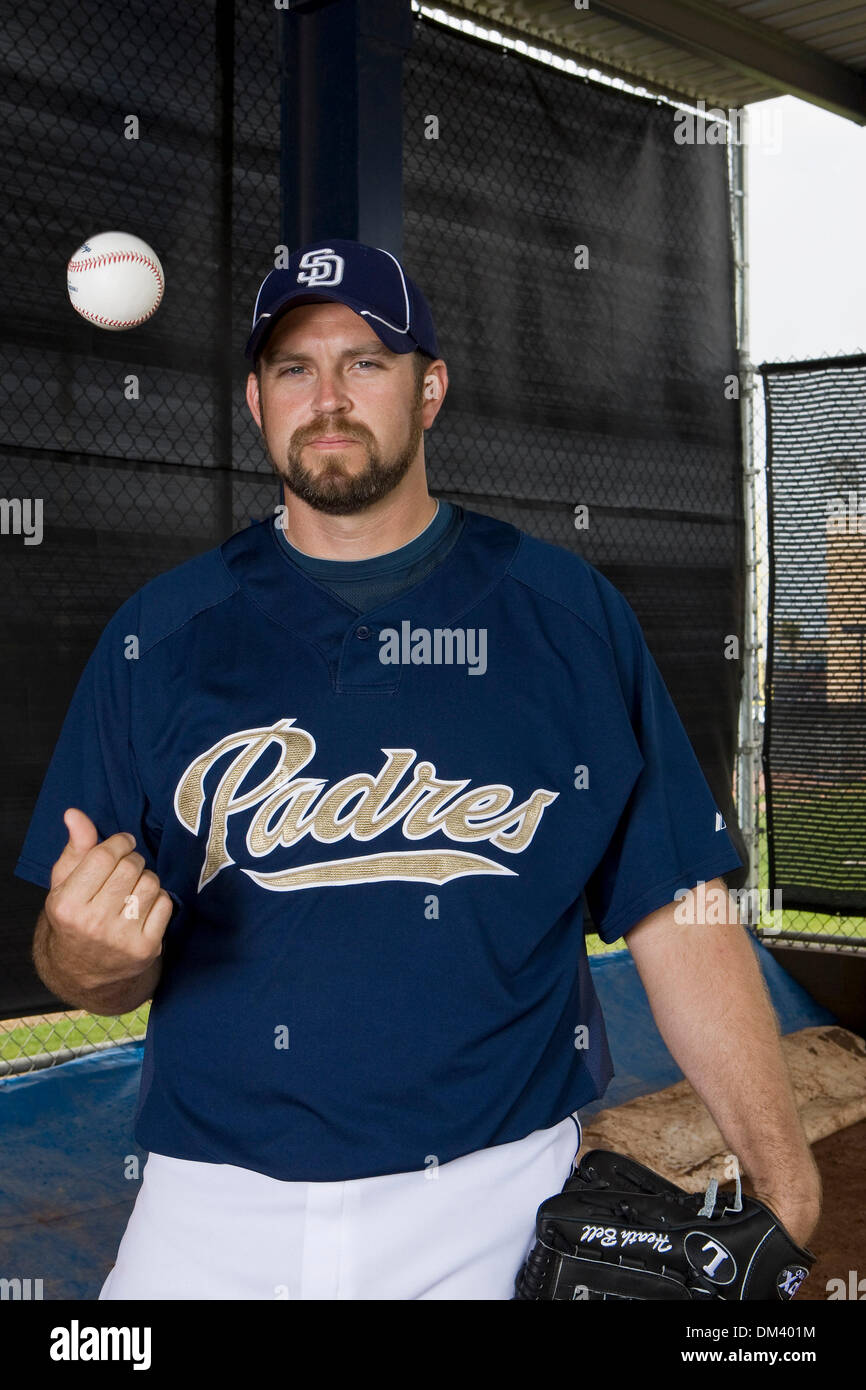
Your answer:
[269,400,425,516]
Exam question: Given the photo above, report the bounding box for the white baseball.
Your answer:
[66,231,165,331]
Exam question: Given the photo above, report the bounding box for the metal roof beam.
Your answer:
[587,0,866,123]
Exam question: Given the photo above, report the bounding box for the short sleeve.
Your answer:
[13,597,157,891]
[584,588,744,944]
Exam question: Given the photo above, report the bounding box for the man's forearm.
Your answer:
[625,880,821,1245]
[32,907,161,1017]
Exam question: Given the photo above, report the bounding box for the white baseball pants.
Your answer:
[99,1112,581,1300]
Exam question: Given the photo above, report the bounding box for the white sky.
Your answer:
[745,94,866,364]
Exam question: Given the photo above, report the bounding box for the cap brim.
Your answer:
[245,291,375,361]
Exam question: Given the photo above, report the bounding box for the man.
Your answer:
[16,239,820,1300]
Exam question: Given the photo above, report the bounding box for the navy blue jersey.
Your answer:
[15,506,742,1181]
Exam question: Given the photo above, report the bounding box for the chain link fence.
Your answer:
[749,355,866,951]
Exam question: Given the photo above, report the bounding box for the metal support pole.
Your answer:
[279,0,414,255]
[215,0,236,539]
[730,116,761,923]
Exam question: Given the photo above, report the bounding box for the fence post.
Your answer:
[730,118,761,925]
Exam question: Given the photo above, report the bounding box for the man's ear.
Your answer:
[246,370,263,431]
[421,360,448,427]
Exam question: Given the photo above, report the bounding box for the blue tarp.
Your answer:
[578,934,836,1117]
[0,937,835,1299]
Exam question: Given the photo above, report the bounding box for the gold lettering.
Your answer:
[173,721,559,892]
[247,779,326,854]
[439,786,514,838]
[307,773,379,842]
[489,790,560,851]
[402,776,474,837]
[349,752,435,837]
[245,849,517,891]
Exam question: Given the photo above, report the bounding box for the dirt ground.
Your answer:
[792,1117,865,1301]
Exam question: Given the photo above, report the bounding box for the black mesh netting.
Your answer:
[401,20,745,898]
[0,5,744,1017]
[761,356,866,919]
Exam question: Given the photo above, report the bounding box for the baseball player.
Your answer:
[16,239,821,1300]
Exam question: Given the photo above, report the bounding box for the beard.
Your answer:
[263,394,425,516]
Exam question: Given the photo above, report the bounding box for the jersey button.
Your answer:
[355,625,372,640]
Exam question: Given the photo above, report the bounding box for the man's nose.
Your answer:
[310,369,351,414]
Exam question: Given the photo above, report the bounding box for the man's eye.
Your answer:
[275,362,378,375]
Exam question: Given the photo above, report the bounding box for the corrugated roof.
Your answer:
[438,0,866,122]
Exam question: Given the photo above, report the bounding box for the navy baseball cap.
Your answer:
[245,239,440,365]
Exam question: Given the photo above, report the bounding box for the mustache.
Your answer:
[294,424,371,445]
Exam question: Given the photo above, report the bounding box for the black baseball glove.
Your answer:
[513,1149,815,1300]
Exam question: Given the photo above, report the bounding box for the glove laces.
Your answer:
[698,1169,743,1219]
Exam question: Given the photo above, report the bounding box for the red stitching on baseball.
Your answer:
[75,306,160,327]
[67,248,164,293]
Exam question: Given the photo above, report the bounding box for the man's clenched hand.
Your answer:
[42,807,172,993]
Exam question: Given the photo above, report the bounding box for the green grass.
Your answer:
[586,933,627,956]
[769,785,866,872]
[768,908,866,941]
[0,1006,149,1065]
[587,898,866,956]
[757,787,866,944]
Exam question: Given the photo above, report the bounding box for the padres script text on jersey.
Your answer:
[16,507,741,1181]
[176,719,558,891]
